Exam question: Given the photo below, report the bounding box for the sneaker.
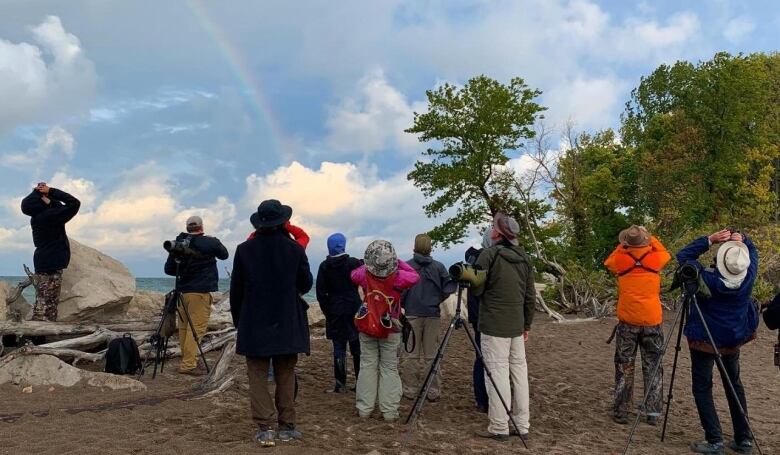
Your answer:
[277,429,302,442]
[325,384,347,394]
[728,440,753,454]
[690,441,725,454]
[474,430,509,442]
[254,429,276,447]
[646,415,659,426]
[613,412,629,425]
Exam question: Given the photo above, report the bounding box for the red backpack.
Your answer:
[355,272,398,339]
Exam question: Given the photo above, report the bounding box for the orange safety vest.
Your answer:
[604,237,671,326]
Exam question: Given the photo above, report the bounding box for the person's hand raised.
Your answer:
[36,182,50,195]
[730,232,744,242]
[708,229,732,244]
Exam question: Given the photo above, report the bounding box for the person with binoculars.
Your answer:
[676,228,759,455]
[604,225,671,426]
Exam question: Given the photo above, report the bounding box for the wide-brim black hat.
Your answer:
[251,199,292,228]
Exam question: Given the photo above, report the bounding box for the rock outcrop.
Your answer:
[0,354,146,391]
[0,281,31,321]
[57,239,136,322]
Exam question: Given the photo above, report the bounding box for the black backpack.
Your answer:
[765,293,780,330]
[105,334,143,375]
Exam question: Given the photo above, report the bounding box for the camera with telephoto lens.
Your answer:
[162,237,201,259]
[449,262,487,286]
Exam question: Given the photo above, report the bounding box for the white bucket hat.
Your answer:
[716,241,750,281]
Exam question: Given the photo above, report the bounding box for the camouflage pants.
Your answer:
[33,271,63,322]
[614,322,664,416]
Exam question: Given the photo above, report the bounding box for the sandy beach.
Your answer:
[1,315,778,454]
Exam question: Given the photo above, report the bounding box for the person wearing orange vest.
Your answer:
[604,225,671,426]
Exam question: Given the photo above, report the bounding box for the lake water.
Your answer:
[1,277,316,303]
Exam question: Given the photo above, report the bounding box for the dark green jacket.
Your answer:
[474,244,536,338]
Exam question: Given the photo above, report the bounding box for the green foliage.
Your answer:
[553,129,632,266]
[406,75,546,247]
[622,52,780,233]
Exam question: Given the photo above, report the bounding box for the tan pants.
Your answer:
[177,292,212,372]
[247,355,298,430]
[481,333,530,435]
[400,316,442,399]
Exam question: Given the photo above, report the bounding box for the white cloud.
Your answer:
[2,126,75,168]
[325,70,425,155]
[723,16,755,42]
[543,76,628,129]
[0,16,96,133]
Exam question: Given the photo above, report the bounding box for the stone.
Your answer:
[0,354,146,392]
[123,290,165,320]
[541,272,558,284]
[0,280,31,321]
[57,238,136,321]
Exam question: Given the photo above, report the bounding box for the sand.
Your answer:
[0,316,778,454]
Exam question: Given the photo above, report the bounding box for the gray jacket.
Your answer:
[402,253,454,317]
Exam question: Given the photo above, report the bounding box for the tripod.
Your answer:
[622,273,763,455]
[405,281,529,450]
[144,259,211,379]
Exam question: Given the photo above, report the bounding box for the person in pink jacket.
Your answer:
[351,240,419,422]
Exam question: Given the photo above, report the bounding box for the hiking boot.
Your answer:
[646,415,659,426]
[690,441,725,454]
[277,429,302,442]
[613,412,629,425]
[475,430,509,442]
[509,428,530,441]
[383,413,400,423]
[728,440,753,454]
[179,366,207,376]
[325,383,347,394]
[254,430,276,447]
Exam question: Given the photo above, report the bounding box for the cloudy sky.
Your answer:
[0,0,777,277]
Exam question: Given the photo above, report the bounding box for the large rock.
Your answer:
[0,281,31,321]
[58,239,136,322]
[0,354,146,391]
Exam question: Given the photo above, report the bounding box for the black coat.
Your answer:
[230,229,313,357]
[20,188,81,274]
[164,233,229,292]
[316,254,362,341]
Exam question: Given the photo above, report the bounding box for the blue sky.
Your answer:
[0,0,778,277]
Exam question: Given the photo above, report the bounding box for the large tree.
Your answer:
[622,52,780,231]
[406,75,546,247]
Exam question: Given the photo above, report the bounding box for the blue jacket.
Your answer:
[676,236,759,349]
[401,254,454,317]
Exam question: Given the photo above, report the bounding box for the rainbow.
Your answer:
[184,0,287,154]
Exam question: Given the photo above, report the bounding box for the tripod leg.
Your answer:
[405,316,457,427]
[160,337,169,373]
[661,308,686,441]
[462,322,529,450]
[691,299,763,455]
[178,296,211,373]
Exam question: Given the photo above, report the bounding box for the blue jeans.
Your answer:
[472,326,489,409]
[690,349,750,444]
[333,339,361,358]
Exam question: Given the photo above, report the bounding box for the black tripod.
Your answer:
[144,259,211,379]
[622,268,763,455]
[405,281,529,450]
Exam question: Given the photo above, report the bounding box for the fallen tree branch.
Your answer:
[17,345,105,363]
[0,321,157,337]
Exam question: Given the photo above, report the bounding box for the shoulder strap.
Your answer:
[617,250,660,277]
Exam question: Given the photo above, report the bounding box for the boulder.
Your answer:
[0,281,31,321]
[57,238,136,322]
[0,354,146,391]
[123,290,165,320]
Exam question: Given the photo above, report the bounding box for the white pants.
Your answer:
[481,334,530,435]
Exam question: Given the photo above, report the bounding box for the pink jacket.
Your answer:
[351,260,420,321]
